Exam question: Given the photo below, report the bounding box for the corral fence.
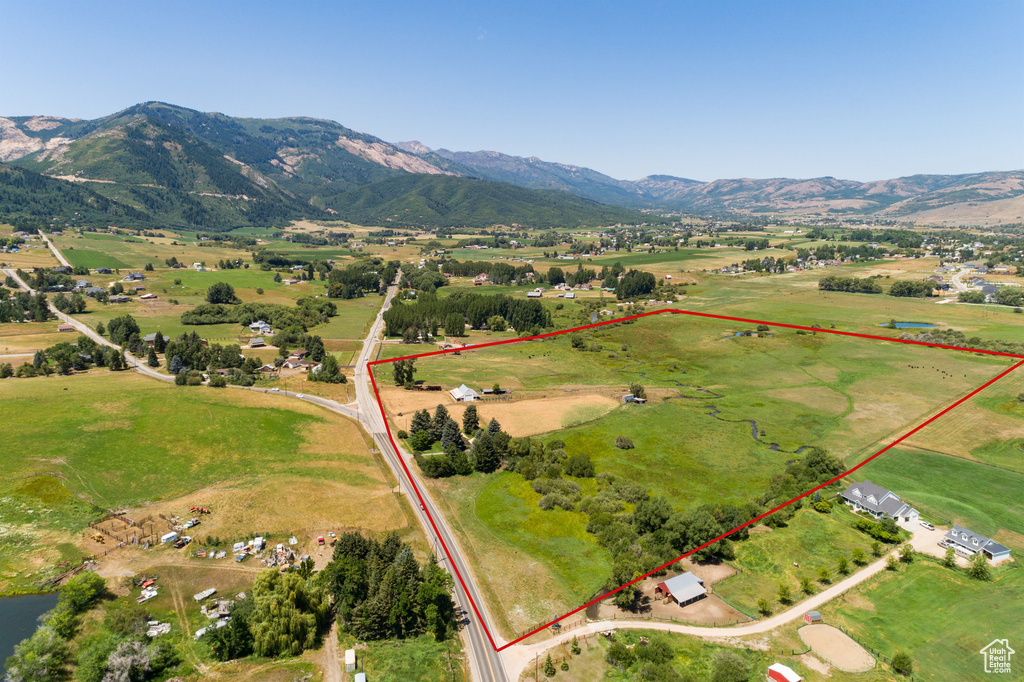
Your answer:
[88,511,160,547]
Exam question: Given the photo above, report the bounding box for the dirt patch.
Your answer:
[799,624,875,672]
[382,391,620,437]
[799,653,832,676]
[679,558,737,585]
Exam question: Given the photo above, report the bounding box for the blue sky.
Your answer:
[1,1,1021,181]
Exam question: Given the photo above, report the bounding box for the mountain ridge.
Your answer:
[2,102,1023,225]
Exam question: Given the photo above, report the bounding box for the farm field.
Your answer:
[53,231,251,270]
[902,366,1024,474]
[0,243,60,268]
[0,320,74,356]
[379,311,1015,638]
[821,558,1024,680]
[0,372,412,595]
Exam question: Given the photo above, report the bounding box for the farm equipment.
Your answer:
[91,534,105,543]
[189,506,211,515]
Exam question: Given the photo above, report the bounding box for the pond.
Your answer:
[877,322,937,329]
[0,592,59,675]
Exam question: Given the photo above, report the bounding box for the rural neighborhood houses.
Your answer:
[654,571,706,607]
[839,481,919,523]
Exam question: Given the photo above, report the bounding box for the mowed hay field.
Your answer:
[822,559,1024,680]
[903,365,1024,474]
[0,372,408,530]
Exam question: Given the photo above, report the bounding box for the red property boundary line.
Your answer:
[366,308,1024,652]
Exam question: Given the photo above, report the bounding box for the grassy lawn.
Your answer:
[424,472,611,638]
[856,448,1024,540]
[714,506,881,616]
[355,633,466,682]
[822,558,1024,680]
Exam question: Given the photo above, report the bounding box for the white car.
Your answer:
[920,521,935,530]
[269,387,279,392]
[295,394,304,398]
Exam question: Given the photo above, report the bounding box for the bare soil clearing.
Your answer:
[799,624,875,672]
[383,390,621,437]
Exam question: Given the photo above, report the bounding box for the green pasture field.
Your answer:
[53,231,251,269]
[675,269,1024,345]
[853,448,1024,540]
[822,558,1024,680]
[713,506,882,616]
[1,373,381,508]
[385,312,1012,637]
[394,312,1008,465]
[423,472,611,637]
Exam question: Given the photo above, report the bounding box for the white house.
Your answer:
[839,481,919,523]
[942,525,1012,563]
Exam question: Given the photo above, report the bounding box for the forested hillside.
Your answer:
[325,174,644,229]
[0,164,149,228]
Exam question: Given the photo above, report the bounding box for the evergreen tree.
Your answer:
[543,653,556,677]
[471,433,500,473]
[431,405,450,442]
[153,331,166,353]
[487,417,502,436]
[441,419,464,451]
[410,409,432,435]
[462,404,479,435]
[147,348,159,367]
[168,355,184,374]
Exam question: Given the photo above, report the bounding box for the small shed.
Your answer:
[354,674,366,682]
[767,662,802,682]
[803,610,821,624]
[345,648,356,672]
[57,323,75,332]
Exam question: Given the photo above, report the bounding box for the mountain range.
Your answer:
[1,101,1021,230]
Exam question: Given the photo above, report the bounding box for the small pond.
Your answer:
[877,322,937,329]
[0,592,60,675]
